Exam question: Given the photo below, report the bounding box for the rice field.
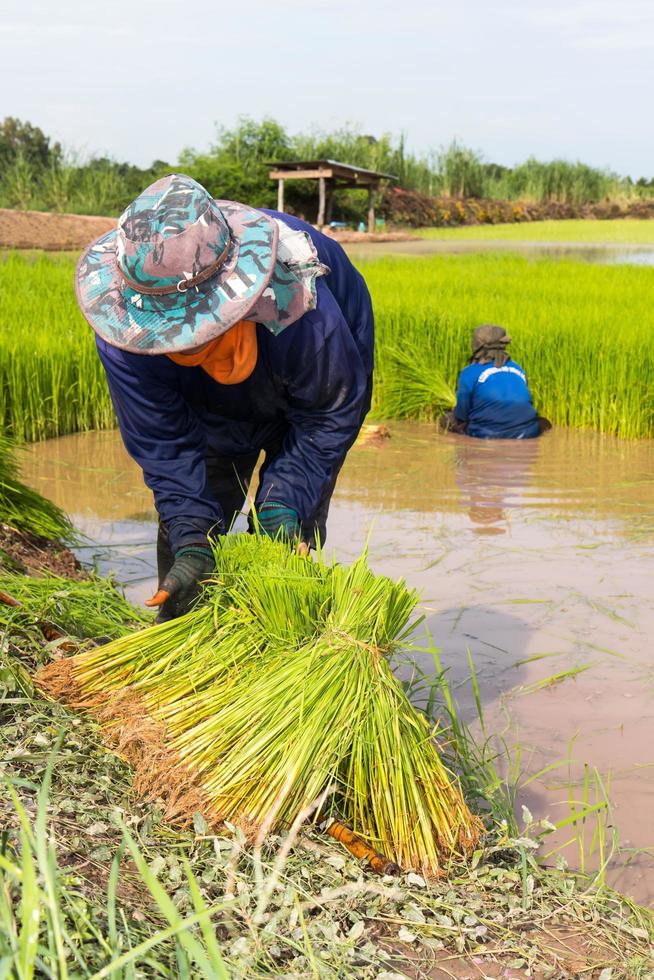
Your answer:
[370,252,654,438]
[417,218,654,243]
[2,247,654,440]
[2,249,654,974]
[0,252,112,441]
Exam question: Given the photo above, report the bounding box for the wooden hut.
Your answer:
[268,160,397,232]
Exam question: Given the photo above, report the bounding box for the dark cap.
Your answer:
[471,324,511,353]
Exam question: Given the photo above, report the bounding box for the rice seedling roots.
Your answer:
[34,668,219,830]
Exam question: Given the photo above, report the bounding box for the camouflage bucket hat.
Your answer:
[74,173,328,354]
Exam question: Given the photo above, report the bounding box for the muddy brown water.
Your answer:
[21,424,654,905]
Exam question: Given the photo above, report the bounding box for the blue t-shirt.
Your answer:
[454,358,540,439]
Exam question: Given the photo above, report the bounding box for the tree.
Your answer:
[0,117,61,170]
[213,117,291,169]
[179,117,292,207]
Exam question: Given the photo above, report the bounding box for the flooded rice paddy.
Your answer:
[345,239,654,265]
[22,424,654,904]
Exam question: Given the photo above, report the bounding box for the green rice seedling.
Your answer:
[3,247,654,439]
[35,535,480,877]
[0,434,73,540]
[416,218,654,243]
[514,664,593,696]
[0,572,147,640]
[378,345,455,420]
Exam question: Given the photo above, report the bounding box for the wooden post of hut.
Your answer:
[317,176,326,227]
[367,184,377,234]
[268,160,397,232]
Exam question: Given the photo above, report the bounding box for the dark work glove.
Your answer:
[256,502,301,541]
[145,544,214,621]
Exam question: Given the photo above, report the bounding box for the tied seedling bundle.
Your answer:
[35,536,480,876]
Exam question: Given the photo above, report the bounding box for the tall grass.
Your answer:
[2,249,654,440]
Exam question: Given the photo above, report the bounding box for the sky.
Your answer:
[1,0,653,178]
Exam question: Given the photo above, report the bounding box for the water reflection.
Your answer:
[453,436,542,535]
[345,239,654,266]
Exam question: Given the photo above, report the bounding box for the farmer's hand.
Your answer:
[145,544,214,619]
[256,503,301,541]
[255,504,309,555]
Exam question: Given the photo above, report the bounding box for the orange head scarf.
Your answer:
[167,320,258,385]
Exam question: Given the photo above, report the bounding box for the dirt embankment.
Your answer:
[0,208,115,251]
[0,207,415,251]
[0,523,83,578]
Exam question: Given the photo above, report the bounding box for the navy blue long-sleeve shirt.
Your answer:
[96,213,374,553]
[454,358,540,439]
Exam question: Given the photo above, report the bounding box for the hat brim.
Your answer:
[74,201,278,354]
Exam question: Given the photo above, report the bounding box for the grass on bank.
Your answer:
[2,573,653,977]
[2,246,654,439]
[416,218,654,243]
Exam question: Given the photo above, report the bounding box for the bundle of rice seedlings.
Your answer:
[378,345,456,421]
[35,536,481,876]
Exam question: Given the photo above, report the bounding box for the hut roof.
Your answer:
[268,159,397,184]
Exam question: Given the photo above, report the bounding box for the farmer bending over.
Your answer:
[441,325,550,439]
[75,174,374,620]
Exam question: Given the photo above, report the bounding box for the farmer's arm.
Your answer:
[256,286,369,526]
[95,338,222,553]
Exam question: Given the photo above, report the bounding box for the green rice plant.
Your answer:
[0,434,73,540]
[3,245,654,440]
[0,252,114,441]
[417,219,654,242]
[368,252,654,438]
[35,535,480,877]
